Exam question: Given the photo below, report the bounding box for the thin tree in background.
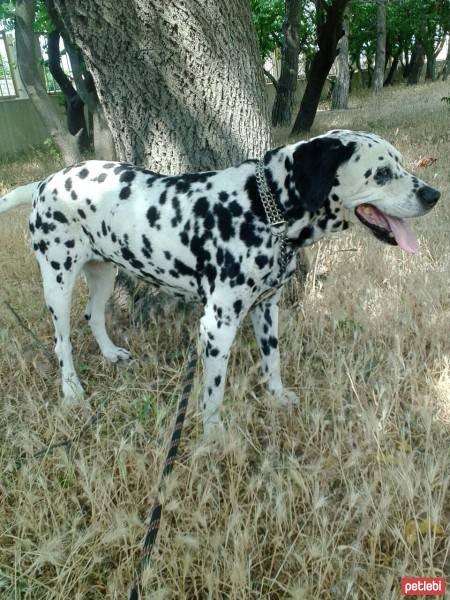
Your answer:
[15,0,81,164]
[407,41,425,84]
[291,0,349,134]
[46,30,89,149]
[441,35,450,80]
[371,0,386,93]
[331,4,350,109]
[272,0,301,126]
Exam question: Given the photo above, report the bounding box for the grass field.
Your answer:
[0,81,449,599]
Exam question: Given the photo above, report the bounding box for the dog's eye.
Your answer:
[374,166,393,186]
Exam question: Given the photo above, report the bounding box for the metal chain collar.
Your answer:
[255,159,290,272]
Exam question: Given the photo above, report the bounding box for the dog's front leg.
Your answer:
[199,303,242,435]
[250,291,299,407]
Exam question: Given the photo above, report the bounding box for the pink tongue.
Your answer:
[383,214,419,254]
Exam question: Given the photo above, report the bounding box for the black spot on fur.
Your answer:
[64,256,72,271]
[244,173,266,221]
[240,216,263,248]
[78,168,89,179]
[233,300,243,316]
[171,197,182,227]
[65,178,72,191]
[147,206,160,227]
[51,261,60,270]
[38,240,48,254]
[52,211,67,225]
[194,197,209,218]
[229,200,243,217]
[120,170,136,184]
[255,255,269,269]
[173,259,196,277]
[374,166,393,186]
[120,186,131,200]
[121,247,144,269]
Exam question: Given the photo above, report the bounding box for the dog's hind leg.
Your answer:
[250,291,299,407]
[36,255,84,403]
[83,261,132,362]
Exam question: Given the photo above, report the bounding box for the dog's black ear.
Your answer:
[292,138,356,211]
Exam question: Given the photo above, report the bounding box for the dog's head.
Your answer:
[276,129,440,252]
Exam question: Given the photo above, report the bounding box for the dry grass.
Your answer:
[1,82,450,599]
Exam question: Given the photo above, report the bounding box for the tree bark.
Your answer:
[425,49,436,81]
[63,38,116,159]
[47,30,89,149]
[271,0,301,127]
[441,37,450,81]
[384,53,399,85]
[331,5,350,109]
[371,0,386,94]
[15,0,81,165]
[53,0,272,173]
[407,42,425,84]
[291,0,349,134]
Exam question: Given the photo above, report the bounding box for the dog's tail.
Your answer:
[0,181,40,214]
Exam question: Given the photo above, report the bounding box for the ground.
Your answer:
[0,81,449,599]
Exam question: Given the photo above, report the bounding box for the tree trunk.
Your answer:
[425,49,436,81]
[92,109,117,161]
[407,42,425,85]
[291,0,349,134]
[64,38,116,159]
[53,0,272,173]
[442,38,450,81]
[271,0,301,127]
[356,54,367,87]
[384,53,399,85]
[371,0,386,94]
[47,30,89,149]
[15,0,81,165]
[402,49,411,78]
[331,5,350,109]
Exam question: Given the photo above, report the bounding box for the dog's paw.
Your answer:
[103,346,132,363]
[273,388,299,408]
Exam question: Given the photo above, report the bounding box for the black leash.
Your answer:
[129,344,197,599]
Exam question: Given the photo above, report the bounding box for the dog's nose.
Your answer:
[417,185,440,209]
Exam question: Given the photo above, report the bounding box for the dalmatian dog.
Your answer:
[0,130,440,434]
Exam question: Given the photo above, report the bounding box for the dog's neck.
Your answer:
[262,144,324,243]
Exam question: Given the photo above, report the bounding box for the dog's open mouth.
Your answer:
[355,204,418,254]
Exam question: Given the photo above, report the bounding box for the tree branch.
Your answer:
[263,68,279,89]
